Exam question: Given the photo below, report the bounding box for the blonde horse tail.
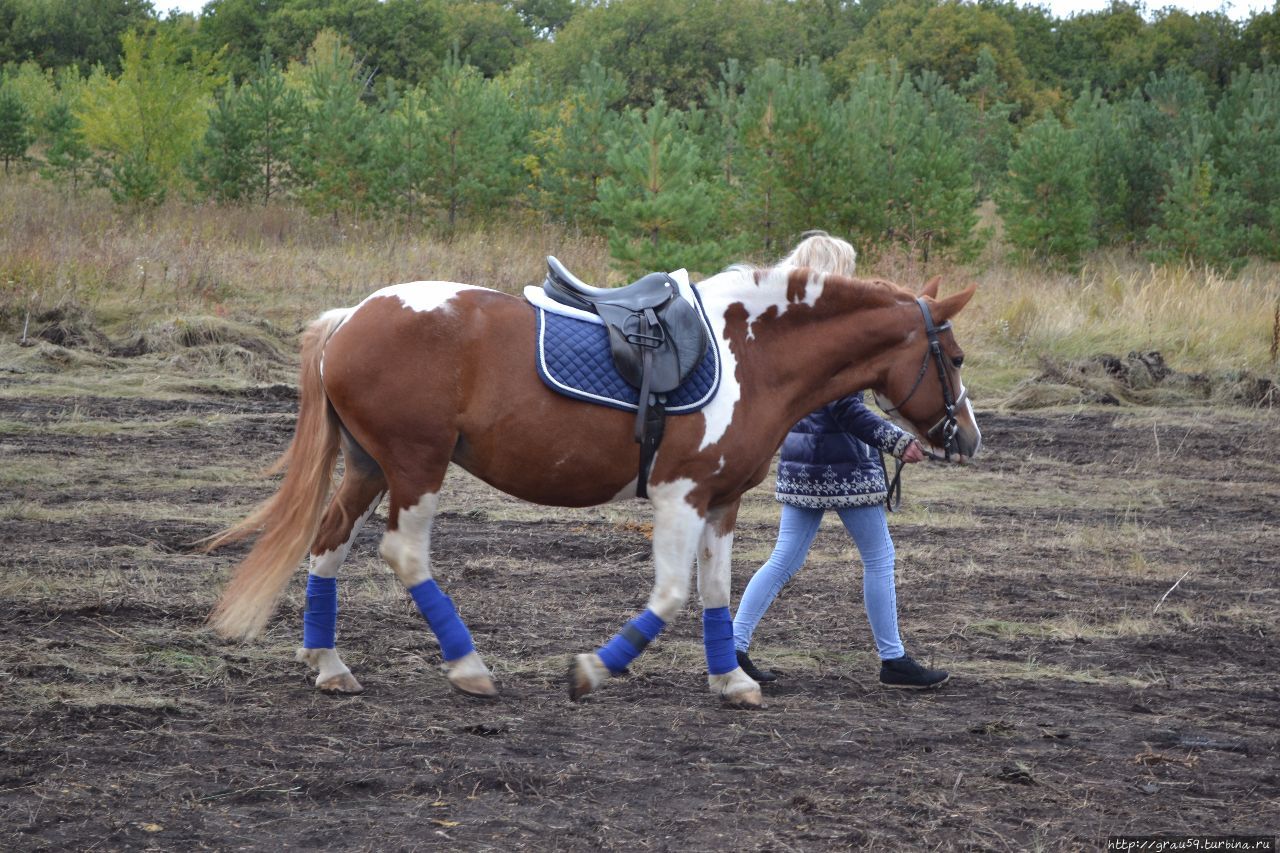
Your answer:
[206,309,347,641]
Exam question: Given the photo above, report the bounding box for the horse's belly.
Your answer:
[452,428,639,508]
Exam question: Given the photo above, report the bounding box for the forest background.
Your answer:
[1,0,1279,396]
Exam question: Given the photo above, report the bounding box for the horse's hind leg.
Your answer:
[297,435,385,694]
[378,458,497,699]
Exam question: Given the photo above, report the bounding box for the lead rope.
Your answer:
[881,451,904,513]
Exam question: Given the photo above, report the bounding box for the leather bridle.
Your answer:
[878,297,967,464]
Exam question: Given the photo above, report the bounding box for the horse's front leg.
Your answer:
[697,501,762,708]
[568,482,703,701]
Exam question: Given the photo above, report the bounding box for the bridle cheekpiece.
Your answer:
[879,297,966,463]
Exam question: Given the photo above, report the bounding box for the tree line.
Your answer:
[1,0,1279,272]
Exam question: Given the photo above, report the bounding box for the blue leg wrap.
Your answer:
[703,606,737,675]
[596,609,666,675]
[407,579,475,662]
[302,574,338,649]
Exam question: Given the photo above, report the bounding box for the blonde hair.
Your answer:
[777,230,857,277]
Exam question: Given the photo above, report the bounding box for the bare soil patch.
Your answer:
[1,364,1277,851]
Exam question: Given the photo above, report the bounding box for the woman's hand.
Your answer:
[901,439,926,464]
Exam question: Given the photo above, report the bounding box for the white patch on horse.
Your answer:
[379,492,440,588]
[309,494,382,579]
[694,267,823,451]
[342,281,485,329]
[958,380,981,455]
[695,517,734,609]
[644,478,704,620]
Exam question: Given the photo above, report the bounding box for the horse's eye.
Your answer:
[952,355,964,368]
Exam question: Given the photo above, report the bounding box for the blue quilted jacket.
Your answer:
[775,394,915,508]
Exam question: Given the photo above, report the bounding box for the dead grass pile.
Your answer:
[1003,350,1278,409]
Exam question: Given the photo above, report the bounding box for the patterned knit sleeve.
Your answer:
[829,394,915,458]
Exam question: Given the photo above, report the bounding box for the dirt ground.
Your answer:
[1,345,1278,851]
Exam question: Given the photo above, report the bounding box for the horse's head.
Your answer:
[873,276,981,463]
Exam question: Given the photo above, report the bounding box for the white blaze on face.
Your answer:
[694,267,825,451]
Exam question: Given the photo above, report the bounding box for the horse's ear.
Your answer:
[919,275,942,299]
[932,283,977,321]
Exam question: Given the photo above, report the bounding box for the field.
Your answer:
[1,316,1278,850]
[1,182,1278,849]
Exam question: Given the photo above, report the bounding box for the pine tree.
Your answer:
[957,48,1016,200]
[0,87,33,174]
[238,53,303,205]
[731,60,836,255]
[421,53,524,228]
[191,53,303,205]
[595,97,742,276]
[373,83,433,224]
[996,114,1096,270]
[836,62,980,262]
[191,82,256,203]
[1215,65,1280,262]
[290,31,375,221]
[529,59,624,227]
[1147,153,1236,271]
[40,99,91,190]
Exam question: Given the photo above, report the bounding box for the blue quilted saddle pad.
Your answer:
[534,289,720,414]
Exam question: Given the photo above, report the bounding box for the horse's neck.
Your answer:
[703,267,908,422]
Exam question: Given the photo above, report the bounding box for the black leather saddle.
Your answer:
[542,256,710,498]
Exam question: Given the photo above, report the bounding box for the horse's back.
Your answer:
[318,281,642,506]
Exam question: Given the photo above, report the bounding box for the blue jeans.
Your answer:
[732,502,906,661]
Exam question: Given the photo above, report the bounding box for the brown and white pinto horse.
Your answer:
[207,265,979,708]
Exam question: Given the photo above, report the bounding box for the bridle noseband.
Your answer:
[879,297,966,463]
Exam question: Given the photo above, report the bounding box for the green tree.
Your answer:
[0,86,33,174]
[0,0,153,73]
[833,0,1032,112]
[77,26,221,206]
[996,114,1096,270]
[419,54,525,227]
[192,52,303,204]
[1146,146,1236,270]
[538,0,805,109]
[527,59,624,227]
[372,82,433,223]
[442,0,532,78]
[729,59,836,254]
[1214,65,1280,261]
[596,97,741,275]
[289,30,375,220]
[833,63,980,262]
[40,99,91,189]
[957,47,1016,198]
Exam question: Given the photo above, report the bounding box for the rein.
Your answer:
[879,297,965,511]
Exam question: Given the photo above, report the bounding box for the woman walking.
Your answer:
[732,232,950,689]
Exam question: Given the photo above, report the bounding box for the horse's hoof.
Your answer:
[568,653,607,701]
[449,673,499,699]
[710,668,764,709]
[721,686,764,709]
[317,672,365,695]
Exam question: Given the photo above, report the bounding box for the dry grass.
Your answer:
[4,177,1278,403]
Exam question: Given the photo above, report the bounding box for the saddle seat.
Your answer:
[544,256,675,313]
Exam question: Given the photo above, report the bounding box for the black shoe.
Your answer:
[880,654,949,689]
[736,650,778,683]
